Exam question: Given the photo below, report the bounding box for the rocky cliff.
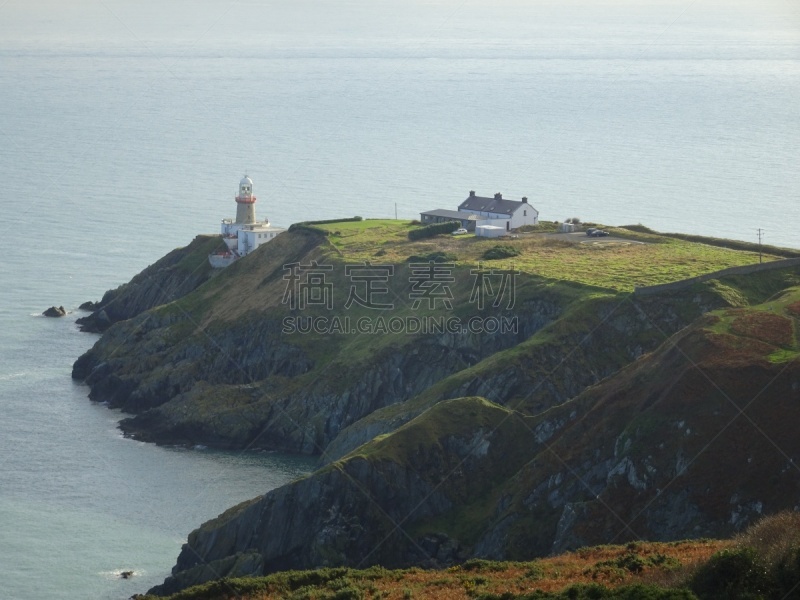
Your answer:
[149,396,538,595]
[72,228,762,456]
[73,229,578,452]
[75,234,222,332]
[150,286,800,595]
[320,286,738,463]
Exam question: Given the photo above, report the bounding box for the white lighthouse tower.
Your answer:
[209,175,286,268]
[235,176,257,224]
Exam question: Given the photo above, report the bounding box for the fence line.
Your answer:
[633,257,800,296]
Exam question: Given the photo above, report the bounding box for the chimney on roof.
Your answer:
[494,193,502,200]
[469,190,476,197]
[522,196,528,203]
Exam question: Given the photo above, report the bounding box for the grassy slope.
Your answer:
[325,283,800,563]
[705,286,800,364]
[147,219,790,375]
[617,224,800,259]
[485,285,800,555]
[145,225,599,395]
[325,265,800,460]
[321,291,618,448]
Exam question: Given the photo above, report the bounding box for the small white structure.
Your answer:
[209,176,286,268]
[559,222,576,233]
[475,224,507,238]
[458,191,539,232]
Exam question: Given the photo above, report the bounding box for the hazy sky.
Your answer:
[1,0,797,52]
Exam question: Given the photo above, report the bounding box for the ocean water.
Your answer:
[0,310,315,599]
[0,1,798,598]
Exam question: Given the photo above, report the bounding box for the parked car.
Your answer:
[452,228,468,235]
[589,230,610,237]
[585,228,597,236]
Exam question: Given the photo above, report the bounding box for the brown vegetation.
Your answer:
[729,311,794,347]
[179,540,728,600]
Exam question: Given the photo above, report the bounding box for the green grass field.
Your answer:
[316,220,780,292]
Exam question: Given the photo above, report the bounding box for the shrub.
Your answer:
[461,559,509,572]
[732,511,800,598]
[288,223,329,235]
[330,587,364,600]
[475,583,697,599]
[734,511,800,568]
[606,584,698,599]
[482,245,521,260]
[524,564,545,580]
[306,216,363,225]
[594,551,680,575]
[289,217,363,234]
[688,512,800,600]
[408,221,460,240]
[689,547,771,599]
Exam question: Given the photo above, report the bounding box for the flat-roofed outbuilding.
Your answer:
[419,209,478,231]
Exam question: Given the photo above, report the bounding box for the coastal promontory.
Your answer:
[71,220,800,595]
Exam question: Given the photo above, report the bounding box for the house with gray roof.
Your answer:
[458,191,538,232]
[419,191,539,235]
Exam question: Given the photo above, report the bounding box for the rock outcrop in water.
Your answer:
[43,305,66,317]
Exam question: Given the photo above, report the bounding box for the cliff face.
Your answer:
[149,397,537,595]
[477,300,800,558]
[72,230,575,452]
[75,235,222,332]
[321,289,736,463]
[150,289,800,595]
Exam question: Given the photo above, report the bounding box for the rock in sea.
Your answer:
[43,306,67,317]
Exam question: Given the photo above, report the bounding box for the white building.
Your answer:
[209,176,286,268]
[475,224,507,238]
[458,191,539,232]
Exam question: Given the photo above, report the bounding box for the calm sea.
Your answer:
[0,1,798,597]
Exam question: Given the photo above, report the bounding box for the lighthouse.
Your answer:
[235,176,257,224]
[209,175,287,268]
